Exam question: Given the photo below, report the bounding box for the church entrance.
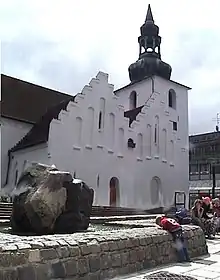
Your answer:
[109,177,120,207]
[150,176,162,206]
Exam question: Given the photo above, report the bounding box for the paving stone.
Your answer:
[40,248,58,260]
[17,265,36,280]
[0,268,18,280]
[56,246,70,258]
[63,259,77,276]
[34,264,50,280]
[77,258,90,275]
[89,255,101,272]
[69,246,80,257]
[51,261,66,278]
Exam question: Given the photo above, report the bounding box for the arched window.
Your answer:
[146,124,152,157]
[98,98,105,130]
[87,107,94,145]
[14,170,18,186]
[137,133,143,158]
[75,117,82,146]
[129,91,137,110]
[170,140,174,163]
[162,129,167,160]
[109,113,115,149]
[96,174,100,188]
[118,128,124,153]
[154,116,159,155]
[168,89,176,109]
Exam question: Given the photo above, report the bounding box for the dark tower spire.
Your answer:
[145,4,154,22]
[128,5,172,82]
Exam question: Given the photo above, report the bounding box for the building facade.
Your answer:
[1,5,191,210]
[189,131,220,195]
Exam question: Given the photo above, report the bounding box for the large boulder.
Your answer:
[10,162,94,235]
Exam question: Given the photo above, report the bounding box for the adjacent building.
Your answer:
[189,131,220,196]
[1,5,191,210]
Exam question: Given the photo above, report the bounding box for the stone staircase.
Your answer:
[0,203,162,227]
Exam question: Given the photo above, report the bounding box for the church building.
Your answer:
[1,5,191,210]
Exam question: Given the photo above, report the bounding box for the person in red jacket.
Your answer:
[156,215,190,262]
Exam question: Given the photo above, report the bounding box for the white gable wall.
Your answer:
[46,72,189,209]
[5,72,189,209]
[6,144,49,193]
[1,117,33,188]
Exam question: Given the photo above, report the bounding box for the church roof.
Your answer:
[1,74,72,123]
[124,106,144,126]
[9,97,75,153]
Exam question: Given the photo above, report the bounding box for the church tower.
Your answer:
[128,4,172,82]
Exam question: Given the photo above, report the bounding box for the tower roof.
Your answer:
[145,4,154,23]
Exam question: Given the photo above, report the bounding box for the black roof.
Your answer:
[10,97,75,153]
[124,106,144,126]
[1,74,72,123]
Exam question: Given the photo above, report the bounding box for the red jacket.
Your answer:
[160,217,181,232]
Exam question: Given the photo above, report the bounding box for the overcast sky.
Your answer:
[1,0,220,135]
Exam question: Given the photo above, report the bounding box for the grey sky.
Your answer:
[1,0,220,135]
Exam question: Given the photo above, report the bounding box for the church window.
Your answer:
[146,124,152,157]
[97,174,100,188]
[168,89,176,109]
[87,107,94,145]
[162,129,167,159]
[118,128,124,153]
[129,91,137,110]
[14,170,18,185]
[170,140,174,163]
[75,117,82,146]
[98,98,105,130]
[109,113,115,149]
[137,133,143,158]
[154,116,159,155]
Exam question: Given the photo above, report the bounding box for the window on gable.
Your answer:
[98,98,105,130]
[129,91,137,110]
[168,89,176,109]
[173,121,177,131]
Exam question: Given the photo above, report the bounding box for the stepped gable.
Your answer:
[1,74,72,123]
[10,97,75,153]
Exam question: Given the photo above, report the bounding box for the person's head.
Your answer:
[194,199,202,208]
[213,198,220,206]
[155,215,163,226]
[202,196,211,205]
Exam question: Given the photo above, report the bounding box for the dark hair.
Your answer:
[193,199,202,207]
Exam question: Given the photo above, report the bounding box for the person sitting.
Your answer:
[201,197,216,238]
[191,199,205,231]
[155,215,190,262]
[212,198,220,234]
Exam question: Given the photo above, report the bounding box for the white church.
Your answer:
[0,5,191,210]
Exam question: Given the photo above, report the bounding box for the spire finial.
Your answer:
[145,4,154,23]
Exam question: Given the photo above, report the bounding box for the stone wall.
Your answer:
[0,225,208,280]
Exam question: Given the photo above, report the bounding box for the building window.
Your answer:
[75,117,82,146]
[14,170,18,185]
[118,128,124,154]
[109,113,115,149]
[170,140,174,163]
[98,98,105,130]
[162,129,167,159]
[137,133,143,158]
[146,124,152,157]
[173,121,177,131]
[87,107,94,145]
[168,89,176,109]
[97,174,100,188]
[129,91,137,110]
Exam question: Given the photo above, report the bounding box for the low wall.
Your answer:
[0,225,208,280]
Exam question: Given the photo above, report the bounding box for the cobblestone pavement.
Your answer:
[114,236,220,280]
